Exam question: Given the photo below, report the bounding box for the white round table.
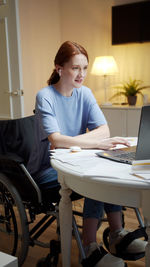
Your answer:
[51,153,150,267]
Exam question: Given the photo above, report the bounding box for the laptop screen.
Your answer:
[135,105,150,160]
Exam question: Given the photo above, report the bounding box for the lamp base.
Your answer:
[101,102,112,106]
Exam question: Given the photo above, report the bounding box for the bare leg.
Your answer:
[107,211,122,233]
[83,218,98,247]
[82,211,122,247]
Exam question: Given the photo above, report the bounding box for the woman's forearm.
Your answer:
[48,124,110,149]
[76,124,110,140]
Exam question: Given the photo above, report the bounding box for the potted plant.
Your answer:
[110,78,150,105]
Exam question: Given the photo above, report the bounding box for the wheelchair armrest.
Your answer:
[0,153,24,164]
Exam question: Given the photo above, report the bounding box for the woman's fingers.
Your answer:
[99,137,130,150]
[111,137,130,146]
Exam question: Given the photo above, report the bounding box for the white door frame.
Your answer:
[0,0,24,119]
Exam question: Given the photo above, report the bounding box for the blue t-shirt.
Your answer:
[27,85,107,175]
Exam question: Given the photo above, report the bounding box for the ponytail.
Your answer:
[47,69,60,85]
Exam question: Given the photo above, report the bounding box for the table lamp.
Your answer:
[91,56,118,105]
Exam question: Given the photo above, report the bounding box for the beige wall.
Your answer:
[19,0,150,115]
[19,0,61,115]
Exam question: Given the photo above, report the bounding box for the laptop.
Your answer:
[96,105,150,164]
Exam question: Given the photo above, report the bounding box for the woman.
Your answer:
[27,41,145,267]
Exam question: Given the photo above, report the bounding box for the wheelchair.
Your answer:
[0,115,147,267]
[0,115,84,266]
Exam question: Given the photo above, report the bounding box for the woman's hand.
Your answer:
[98,137,130,150]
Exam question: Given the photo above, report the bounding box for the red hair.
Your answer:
[47,41,89,85]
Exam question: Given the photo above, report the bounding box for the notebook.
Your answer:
[96,105,150,164]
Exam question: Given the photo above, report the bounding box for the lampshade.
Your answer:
[91,56,118,76]
[91,56,118,105]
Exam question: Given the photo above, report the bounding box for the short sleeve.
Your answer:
[87,103,107,130]
[36,92,60,136]
[82,87,107,130]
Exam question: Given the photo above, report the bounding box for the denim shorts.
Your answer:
[33,167,122,219]
[83,198,122,219]
[33,167,60,189]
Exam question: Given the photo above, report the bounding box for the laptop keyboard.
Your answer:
[96,146,137,164]
[107,146,136,161]
[115,151,136,160]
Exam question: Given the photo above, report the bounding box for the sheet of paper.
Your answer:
[51,149,100,167]
[130,172,150,180]
[51,147,150,183]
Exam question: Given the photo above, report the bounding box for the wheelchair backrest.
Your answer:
[0,115,42,205]
[0,115,35,164]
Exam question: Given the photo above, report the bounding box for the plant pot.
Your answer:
[127,95,137,105]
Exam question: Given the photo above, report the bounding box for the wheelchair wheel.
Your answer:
[0,173,29,266]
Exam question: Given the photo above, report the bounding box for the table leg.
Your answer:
[144,218,150,267]
[58,174,72,267]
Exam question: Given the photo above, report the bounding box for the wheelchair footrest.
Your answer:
[113,252,145,261]
[81,246,107,267]
[114,228,147,261]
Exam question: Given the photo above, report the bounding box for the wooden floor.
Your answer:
[21,199,145,267]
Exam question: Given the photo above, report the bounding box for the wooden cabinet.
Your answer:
[101,105,142,137]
